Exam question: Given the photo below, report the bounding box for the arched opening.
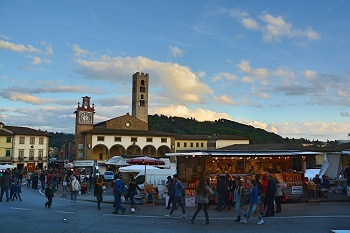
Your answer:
[142,145,157,156]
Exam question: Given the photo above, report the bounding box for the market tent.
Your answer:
[105,156,129,166]
[118,165,160,173]
[319,153,342,179]
[0,164,16,170]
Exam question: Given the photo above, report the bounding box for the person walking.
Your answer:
[12,181,22,201]
[240,179,264,225]
[26,171,32,188]
[275,179,283,213]
[94,177,104,210]
[45,182,54,208]
[264,174,276,217]
[190,178,213,225]
[0,170,11,202]
[164,174,186,218]
[112,174,127,214]
[70,175,81,202]
[165,176,175,209]
[127,176,141,209]
[39,171,46,191]
[233,177,247,222]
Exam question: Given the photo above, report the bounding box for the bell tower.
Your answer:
[132,72,149,123]
[74,96,94,160]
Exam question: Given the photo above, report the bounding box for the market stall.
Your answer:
[166,150,318,201]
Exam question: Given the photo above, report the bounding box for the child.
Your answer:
[12,181,22,201]
[45,182,54,208]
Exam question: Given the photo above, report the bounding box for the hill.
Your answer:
[49,115,307,149]
[148,115,287,144]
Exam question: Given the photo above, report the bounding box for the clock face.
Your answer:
[79,112,92,124]
[125,122,131,128]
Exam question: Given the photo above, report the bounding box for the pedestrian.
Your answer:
[0,170,11,202]
[233,176,247,222]
[164,174,186,218]
[216,175,229,211]
[127,175,141,209]
[94,177,104,210]
[275,179,283,213]
[31,171,39,189]
[165,176,175,209]
[264,174,276,217]
[240,179,264,225]
[225,174,233,210]
[12,181,22,201]
[112,174,127,214]
[70,175,81,202]
[39,171,46,190]
[45,182,54,208]
[26,171,32,188]
[190,178,213,224]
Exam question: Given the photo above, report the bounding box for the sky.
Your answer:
[1,0,350,142]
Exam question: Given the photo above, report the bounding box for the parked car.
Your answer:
[103,171,115,181]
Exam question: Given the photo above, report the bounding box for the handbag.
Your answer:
[197,195,209,204]
[120,196,125,203]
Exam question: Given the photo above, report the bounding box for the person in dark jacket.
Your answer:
[166,176,175,209]
[264,174,276,217]
[127,176,141,209]
[45,182,54,208]
[31,172,39,189]
[94,177,104,210]
[12,181,22,201]
[0,171,11,202]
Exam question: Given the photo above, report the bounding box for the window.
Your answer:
[38,150,43,159]
[201,143,204,147]
[19,137,25,144]
[190,142,193,147]
[97,136,104,141]
[177,142,180,147]
[19,150,24,158]
[161,138,167,143]
[114,137,121,142]
[39,137,44,145]
[6,137,11,143]
[131,137,137,142]
[184,142,187,147]
[29,150,34,160]
[6,150,11,157]
[30,137,35,144]
[146,137,153,142]
[141,80,145,85]
[196,143,199,147]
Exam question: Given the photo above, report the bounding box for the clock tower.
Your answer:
[132,72,149,123]
[74,96,94,160]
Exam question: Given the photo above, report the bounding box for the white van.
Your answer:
[134,168,177,190]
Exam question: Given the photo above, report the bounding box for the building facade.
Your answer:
[0,122,50,171]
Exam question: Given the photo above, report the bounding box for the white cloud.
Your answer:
[304,70,317,81]
[241,18,260,30]
[0,40,40,53]
[226,9,320,42]
[212,72,238,82]
[75,55,213,104]
[71,44,88,57]
[237,60,251,73]
[30,56,51,65]
[214,95,237,105]
[152,105,232,121]
[2,92,47,105]
[169,46,184,57]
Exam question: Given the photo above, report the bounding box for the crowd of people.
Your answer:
[1,164,349,225]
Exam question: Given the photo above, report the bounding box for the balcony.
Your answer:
[29,156,34,161]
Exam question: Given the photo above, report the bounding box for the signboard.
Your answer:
[73,160,94,167]
[292,186,303,195]
[185,197,196,207]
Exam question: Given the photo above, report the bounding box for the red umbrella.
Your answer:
[127,156,165,165]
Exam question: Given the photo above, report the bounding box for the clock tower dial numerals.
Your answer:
[79,112,92,124]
